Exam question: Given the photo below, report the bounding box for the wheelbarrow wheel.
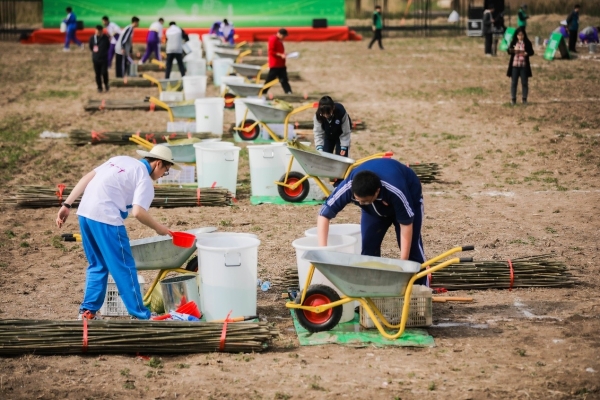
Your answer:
[224,93,236,109]
[278,171,310,203]
[295,284,342,332]
[237,119,260,141]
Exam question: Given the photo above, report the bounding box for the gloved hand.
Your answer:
[340,147,348,156]
[316,145,323,151]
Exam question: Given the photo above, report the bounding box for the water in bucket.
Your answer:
[212,58,234,86]
[194,97,224,134]
[196,235,261,321]
[292,234,357,323]
[305,224,362,255]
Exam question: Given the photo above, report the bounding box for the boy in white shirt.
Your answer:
[55,146,181,320]
[101,15,121,68]
[141,18,164,63]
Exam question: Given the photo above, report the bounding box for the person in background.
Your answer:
[368,5,383,50]
[115,16,139,78]
[165,21,186,79]
[507,27,534,106]
[102,16,121,69]
[264,28,292,94]
[316,158,427,285]
[517,4,529,32]
[209,20,221,35]
[552,23,569,41]
[566,4,580,53]
[140,18,164,64]
[55,145,180,320]
[62,6,83,51]
[492,11,506,56]
[483,5,495,56]
[579,26,599,44]
[218,19,235,45]
[313,96,351,158]
[89,25,110,93]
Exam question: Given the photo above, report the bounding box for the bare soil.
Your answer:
[0,25,599,399]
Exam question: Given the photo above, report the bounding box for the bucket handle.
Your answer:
[224,151,235,162]
[224,252,241,267]
[262,149,275,158]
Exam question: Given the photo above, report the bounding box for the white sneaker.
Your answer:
[77,310,102,320]
[63,48,70,52]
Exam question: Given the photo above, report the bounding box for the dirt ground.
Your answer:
[1,20,600,399]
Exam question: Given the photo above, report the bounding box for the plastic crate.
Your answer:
[99,274,145,317]
[160,91,185,102]
[359,285,432,328]
[156,163,196,184]
[167,121,196,133]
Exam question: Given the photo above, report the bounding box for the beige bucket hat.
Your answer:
[136,145,182,170]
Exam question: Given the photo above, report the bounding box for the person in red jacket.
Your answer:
[265,28,292,94]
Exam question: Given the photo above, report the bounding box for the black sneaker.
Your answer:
[97,89,102,93]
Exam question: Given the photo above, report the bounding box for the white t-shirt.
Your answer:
[77,156,154,226]
[165,25,183,54]
[106,22,121,45]
[149,21,164,40]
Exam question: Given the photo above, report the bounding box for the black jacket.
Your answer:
[506,37,534,78]
[89,33,110,63]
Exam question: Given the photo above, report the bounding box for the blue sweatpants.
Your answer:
[360,198,428,285]
[64,29,82,49]
[78,216,150,319]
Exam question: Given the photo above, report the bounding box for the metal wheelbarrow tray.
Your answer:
[232,63,262,78]
[302,250,422,298]
[214,48,240,60]
[241,100,292,123]
[170,101,196,119]
[226,82,265,97]
[287,147,355,179]
[131,227,216,270]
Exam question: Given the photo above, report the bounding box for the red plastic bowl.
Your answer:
[170,231,196,248]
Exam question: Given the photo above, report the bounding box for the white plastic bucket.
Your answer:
[196,235,261,322]
[185,58,206,77]
[202,34,216,62]
[305,224,362,255]
[193,141,233,187]
[194,98,224,135]
[183,75,207,100]
[212,58,234,86]
[199,145,241,195]
[247,145,289,197]
[292,235,357,323]
[188,33,200,43]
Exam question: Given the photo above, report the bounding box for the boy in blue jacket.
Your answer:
[63,7,83,51]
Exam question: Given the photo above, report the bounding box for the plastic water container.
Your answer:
[185,58,206,77]
[221,75,245,96]
[196,235,261,321]
[159,91,184,102]
[292,235,357,323]
[188,33,200,43]
[212,58,234,87]
[183,75,207,100]
[248,144,289,197]
[304,224,362,255]
[193,141,233,187]
[199,145,241,195]
[202,34,216,61]
[194,97,224,134]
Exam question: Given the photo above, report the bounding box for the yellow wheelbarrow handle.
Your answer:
[142,73,162,93]
[235,49,252,64]
[129,135,154,150]
[148,96,175,122]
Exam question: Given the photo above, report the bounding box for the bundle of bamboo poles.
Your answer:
[0,319,279,355]
[2,186,231,208]
[68,130,220,146]
[84,99,159,112]
[109,78,157,88]
[272,268,299,289]
[407,163,440,184]
[430,255,576,290]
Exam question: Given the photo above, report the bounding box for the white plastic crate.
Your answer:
[167,121,196,133]
[99,274,145,317]
[156,163,196,184]
[160,91,185,102]
[359,285,432,328]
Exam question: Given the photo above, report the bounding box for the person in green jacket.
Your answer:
[517,4,529,32]
[368,5,383,50]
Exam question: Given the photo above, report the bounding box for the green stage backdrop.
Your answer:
[44,0,345,28]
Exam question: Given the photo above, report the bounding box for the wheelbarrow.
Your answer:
[275,142,393,202]
[287,246,474,339]
[148,96,196,122]
[222,78,279,109]
[131,227,217,308]
[142,73,183,93]
[213,48,251,64]
[234,99,317,142]
[231,62,269,82]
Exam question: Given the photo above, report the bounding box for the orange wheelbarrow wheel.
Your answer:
[278,171,310,202]
[294,284,343,332]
